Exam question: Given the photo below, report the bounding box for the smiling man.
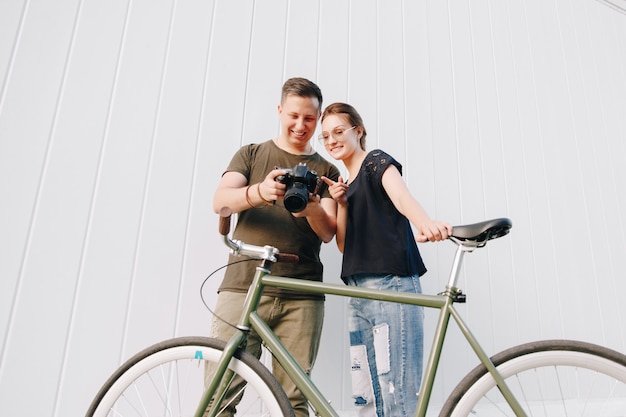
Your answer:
[208,77,340,417]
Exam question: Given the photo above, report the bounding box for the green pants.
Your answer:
[205,291,324,417]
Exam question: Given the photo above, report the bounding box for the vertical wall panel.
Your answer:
[592,4,626,350]
[582,1,626,352]
[505,0,560,349]
[284,1,321,79]
[0,1,97,415]
[346,0,378,144]
[474,0,517,357]
[118,0,215,357]
[0,1,25,80]
[0,0,80,346]
[241,1,289,144]
[200,0,253,185]
[177,0,253,355]
[560,0,613,344]
[28,1,133,414]
[1,0,625,416]
[376,0,407,164]
[70,0,174,381]
[487,0,533,352]
[314,2,354,409]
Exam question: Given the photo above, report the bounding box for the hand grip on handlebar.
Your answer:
[276,253,300,263]
[218,208,232,236]
[218,206,299,263]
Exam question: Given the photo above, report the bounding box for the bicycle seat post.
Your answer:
[445,218,512,292]
[446,241,473,291]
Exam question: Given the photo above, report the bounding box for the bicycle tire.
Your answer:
[440,339,626,416]
[86,336,295,417]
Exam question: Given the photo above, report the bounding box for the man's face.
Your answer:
[277,94,320,148]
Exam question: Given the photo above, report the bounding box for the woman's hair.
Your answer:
[281,77,323,110]
[321,102,367,150]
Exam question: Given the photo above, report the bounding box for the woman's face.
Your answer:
[320,114,361,160]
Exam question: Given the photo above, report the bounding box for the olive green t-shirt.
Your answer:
[218,140,340,299]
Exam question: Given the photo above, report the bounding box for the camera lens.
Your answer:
[283,184,309,213]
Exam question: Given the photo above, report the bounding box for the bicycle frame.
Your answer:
[197,230,526,417]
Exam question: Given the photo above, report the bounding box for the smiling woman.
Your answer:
[320,101,452,417]
[1,0,626,416]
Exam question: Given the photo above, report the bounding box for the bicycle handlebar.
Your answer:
[219,205,511,262]
[218,208,299,264]
[218,207,232,236]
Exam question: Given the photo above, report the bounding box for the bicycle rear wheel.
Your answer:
[440,339,626,417]
[86,336,294,417]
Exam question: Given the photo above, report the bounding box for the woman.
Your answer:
[320,102,451,417]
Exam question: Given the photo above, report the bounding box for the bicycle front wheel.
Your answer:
[440,339,626,417]
[86,336,294,417]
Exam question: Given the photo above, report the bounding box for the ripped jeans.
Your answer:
[346,274,424,417]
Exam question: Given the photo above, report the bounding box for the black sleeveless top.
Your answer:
[341,150,427,282]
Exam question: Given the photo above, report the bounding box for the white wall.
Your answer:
[1,0,625,416]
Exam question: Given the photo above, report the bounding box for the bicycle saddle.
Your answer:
[450,218,512,245]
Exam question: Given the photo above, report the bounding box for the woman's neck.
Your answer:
[343,148,367,182]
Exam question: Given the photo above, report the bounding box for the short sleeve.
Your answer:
[363,150,402,183]
[224,144,256,180]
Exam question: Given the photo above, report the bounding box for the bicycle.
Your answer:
[86,211,626,417]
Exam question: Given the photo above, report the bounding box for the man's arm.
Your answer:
[293,195,337,243]
[212,171,250,214]
[214,169,291,214]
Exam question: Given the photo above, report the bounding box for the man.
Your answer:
[209,77,340,416]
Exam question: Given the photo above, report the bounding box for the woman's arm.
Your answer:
[320,176,348,251]
[382,165,452,242]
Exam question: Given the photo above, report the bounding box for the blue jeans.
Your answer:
[346,274,424,417]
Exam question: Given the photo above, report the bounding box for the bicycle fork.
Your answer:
[414,242,527,417]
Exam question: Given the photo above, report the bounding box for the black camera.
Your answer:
[275,163,320,213]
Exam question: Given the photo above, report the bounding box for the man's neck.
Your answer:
[273,136,314,156]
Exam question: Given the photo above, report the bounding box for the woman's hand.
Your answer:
[415,220,453,243]
[321,176,349,206]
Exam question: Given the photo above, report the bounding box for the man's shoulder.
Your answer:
[237,139,273,153]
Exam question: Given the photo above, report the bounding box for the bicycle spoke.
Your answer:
[87,338,293,417]
[442,341,626,416]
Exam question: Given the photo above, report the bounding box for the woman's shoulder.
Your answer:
[363,149,401,175]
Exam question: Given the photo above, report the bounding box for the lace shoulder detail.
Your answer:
[363,149,401,178]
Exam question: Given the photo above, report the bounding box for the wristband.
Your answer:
[257,183,274,206]
[245,185,265,209]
